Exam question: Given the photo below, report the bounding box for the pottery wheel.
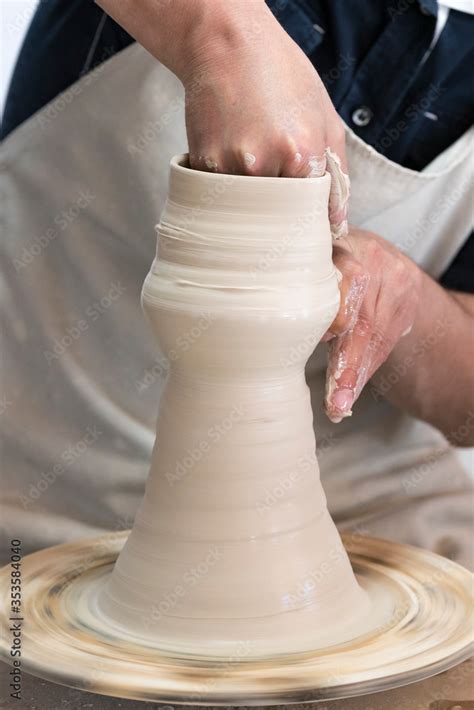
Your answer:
[0,532,472,705]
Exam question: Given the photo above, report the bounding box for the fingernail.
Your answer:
[332,387,354,413]
[321,331,336,342]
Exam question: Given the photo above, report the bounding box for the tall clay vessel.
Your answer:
[98,156,369,656]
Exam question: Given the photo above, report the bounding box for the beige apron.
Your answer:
[0,44,472,573]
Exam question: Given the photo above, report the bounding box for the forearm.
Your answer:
[372,271,474,444]
[95,0,265,79]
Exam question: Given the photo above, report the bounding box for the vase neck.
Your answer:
[156,156,334,277]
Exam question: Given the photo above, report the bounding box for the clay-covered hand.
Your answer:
[324,227,422,423]
[95,0,349,237]
[177,2,349,238]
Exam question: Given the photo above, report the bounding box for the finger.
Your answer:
[306,154,327,177]
[324,269,377,423]
[280,150,327,178]
[325,299,411,422]
[231,146,284,177]
[325,122,350,240]
[324,315,373,423]
[189,152,221,173]
[189,149,278,177]
[325,149,350,240]
[326,112,349,174]
[279,129,328,178]
[328,248,369,337]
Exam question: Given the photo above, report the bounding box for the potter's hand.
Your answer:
[324,227,421,423]
[181,3,349,237]
[95,0,349,238]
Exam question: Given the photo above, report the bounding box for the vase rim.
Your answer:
[170,154,330,186]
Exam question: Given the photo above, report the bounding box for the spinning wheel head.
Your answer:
[0,533,471,704]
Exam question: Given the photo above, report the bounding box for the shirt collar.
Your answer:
[438,0,474,13]
[418,0,474,14]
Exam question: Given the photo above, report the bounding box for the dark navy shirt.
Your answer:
[267,0,473,171]
[2,0,473,290]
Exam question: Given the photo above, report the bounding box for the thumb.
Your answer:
[325,144,350,240]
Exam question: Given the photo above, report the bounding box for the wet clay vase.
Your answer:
[98,156,370,657]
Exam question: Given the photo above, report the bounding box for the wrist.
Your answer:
[169,0,270,83]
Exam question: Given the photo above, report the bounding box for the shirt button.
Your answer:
[352,106,373,127]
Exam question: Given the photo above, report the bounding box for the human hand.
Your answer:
[95,0,349,236]
[324,227,422,422]
[177,1,350,238]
